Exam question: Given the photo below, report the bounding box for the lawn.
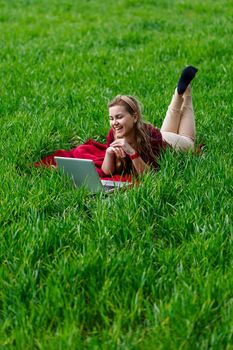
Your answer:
[0,0,232,349]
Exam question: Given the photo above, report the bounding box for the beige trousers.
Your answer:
[161,88,195,151]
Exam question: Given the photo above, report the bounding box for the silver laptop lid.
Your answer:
[54,157,103,193]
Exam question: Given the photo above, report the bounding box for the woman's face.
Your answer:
[109,105,137,138]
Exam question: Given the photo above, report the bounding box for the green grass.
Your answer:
[0,0,232,348]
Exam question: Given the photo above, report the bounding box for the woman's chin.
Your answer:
[116,130,125,137]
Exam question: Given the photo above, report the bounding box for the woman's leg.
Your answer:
[160,88,194,150]
[160,89,183,134]
[160,66,198,151]
[161,131,194,151]
[178,85,196,141]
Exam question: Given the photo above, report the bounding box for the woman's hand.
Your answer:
[110,138,150,175]
[110,139,135,156]
[106,146,126,159]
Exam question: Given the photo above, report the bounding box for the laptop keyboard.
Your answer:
[103,185,116,191]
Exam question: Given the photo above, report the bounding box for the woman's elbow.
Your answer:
[101,165,112,176]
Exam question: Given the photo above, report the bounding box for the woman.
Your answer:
[102,65,198,177]
[36,66,198,182]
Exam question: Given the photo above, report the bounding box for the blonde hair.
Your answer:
[108,95,156,163]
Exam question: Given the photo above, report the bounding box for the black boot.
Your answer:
[177,66,198,95]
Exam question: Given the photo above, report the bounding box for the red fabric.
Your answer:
[34,138,132,182]
[34,126,167,182]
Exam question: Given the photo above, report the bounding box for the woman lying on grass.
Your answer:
[36,66,198,182]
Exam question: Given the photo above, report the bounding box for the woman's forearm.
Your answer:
[101,150,115,175]
[109,139,149,175]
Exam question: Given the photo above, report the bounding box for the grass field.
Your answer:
[0,0,233,348]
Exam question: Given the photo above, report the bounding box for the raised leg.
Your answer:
[178,85,196,141]
[160,89,183,134]
[160,66,198,151]
[160,88,195,151]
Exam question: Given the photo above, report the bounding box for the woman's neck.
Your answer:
[125,131,137,148]
[114,129,137,149]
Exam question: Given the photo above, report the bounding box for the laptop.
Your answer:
[54,157,131,193]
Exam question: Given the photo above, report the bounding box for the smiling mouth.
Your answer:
[114,127,123,133]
